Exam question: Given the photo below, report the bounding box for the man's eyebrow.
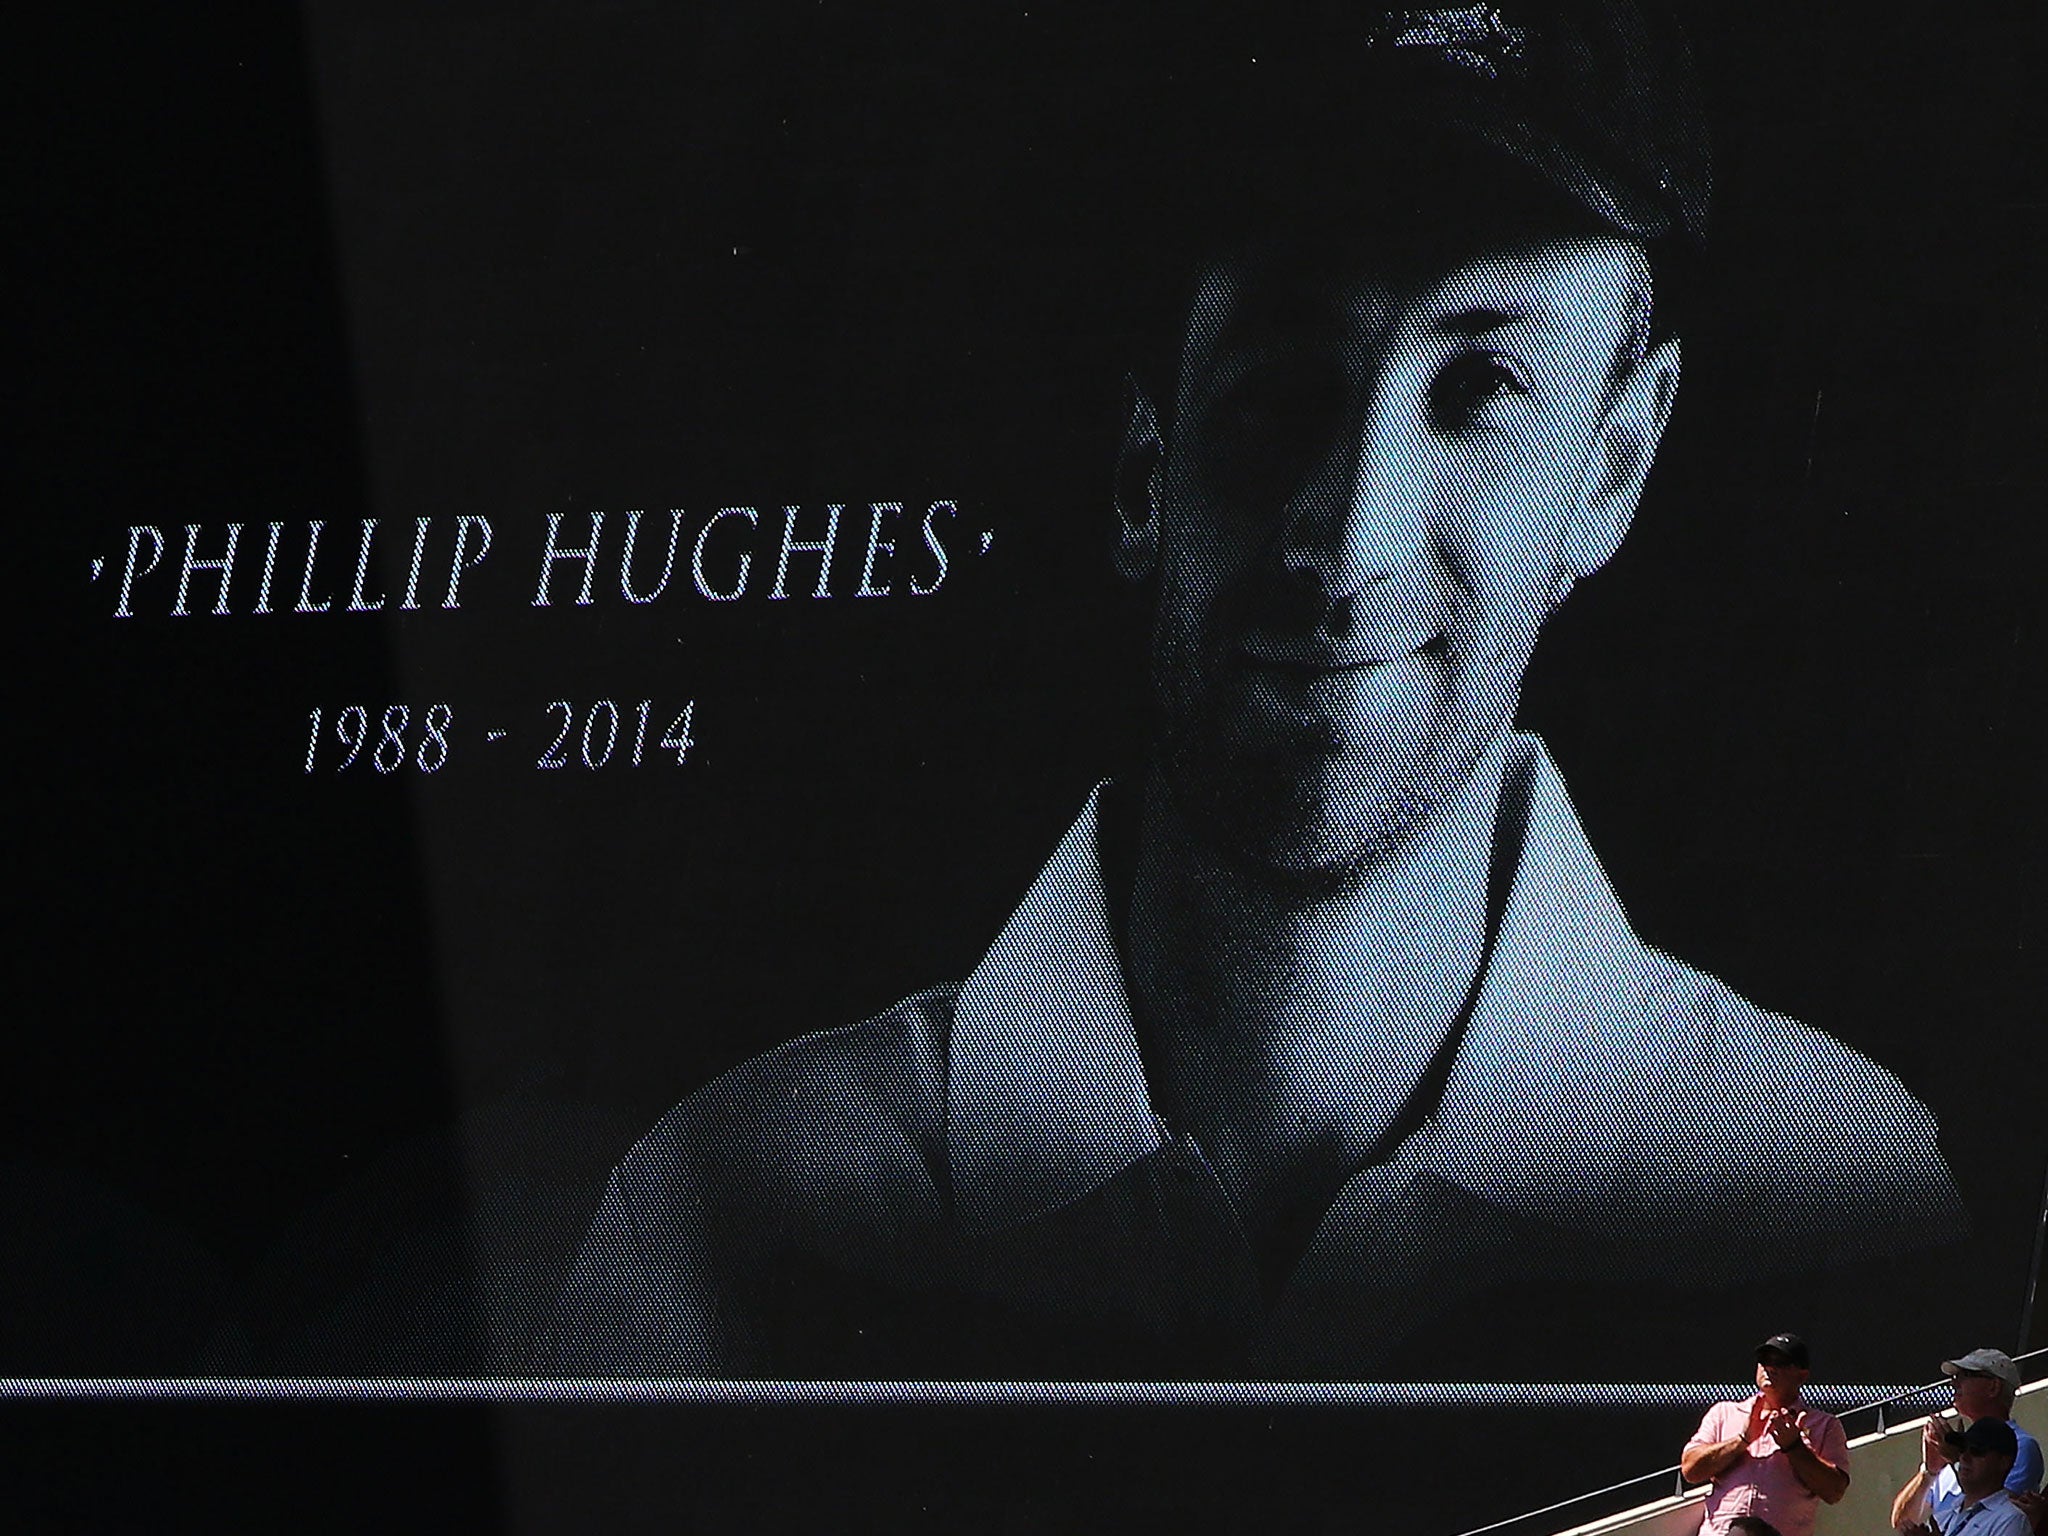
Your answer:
[1431,304,1538,338]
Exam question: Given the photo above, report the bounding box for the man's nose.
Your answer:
[1275,396,1428,599]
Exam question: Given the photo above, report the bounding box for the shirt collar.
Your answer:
[946,733,1653,1234]
[947,786,1163,1232]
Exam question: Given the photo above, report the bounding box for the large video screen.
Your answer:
[17,0,2044,1527]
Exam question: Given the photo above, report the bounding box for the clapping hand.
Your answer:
[1922,1417,1951,1472]
[1745,1395,1772,1444]
[1767,1408,1808,1453]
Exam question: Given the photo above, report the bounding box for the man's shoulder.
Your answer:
[1976,1492,2036,1536]
[1799,1403,1848,1448]
[1631,952,1936,1153]
[2014,1420,2045,1484]
[1485,738,1959,1227]
[1481,938,1964,1266]
[1643,952,1960,1246]
[610,986,959,1222]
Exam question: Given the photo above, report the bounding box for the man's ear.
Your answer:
[1114,374,1165,583]
[1566,335,1682,580]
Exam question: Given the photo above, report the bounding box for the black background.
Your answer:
[13,0,2045,1528]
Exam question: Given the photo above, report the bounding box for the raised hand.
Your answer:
[1768,1408,1808,1453]
[1922,1416,1950,1472]
[1746,1395,1772,1444]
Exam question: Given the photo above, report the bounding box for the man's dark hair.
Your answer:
[1728,1518,1785,1536]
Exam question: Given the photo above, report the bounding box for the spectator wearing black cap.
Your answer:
[1902,1419,2034,1536]
[1894,1349,2043,1531]
[1681,1335,1849,1536]
[541,0,1960,1379]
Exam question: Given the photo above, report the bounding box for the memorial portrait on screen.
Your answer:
[540,0,1963,1379]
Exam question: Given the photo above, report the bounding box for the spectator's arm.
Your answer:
[1769,1409,1849,1504]
[1890,1465,1937,1531]
[1681,1435,1748,1486]
[1779,1435,1849,1503]
[2009,1434,2045,1496]
[2009,1488,2045,1534]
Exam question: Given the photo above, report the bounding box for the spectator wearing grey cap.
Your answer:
[1894,1349,2043,1531]
[1901,1418,2034,1536]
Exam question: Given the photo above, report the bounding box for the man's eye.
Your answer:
[1431,350,1531,426]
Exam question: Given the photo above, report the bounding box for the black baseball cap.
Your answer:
[1138,0,1712,256]
[1063,2,1715,369]
[1757,1334,1811,1368]
[1946,1419,2020,1458]
[1346,0,1712,251]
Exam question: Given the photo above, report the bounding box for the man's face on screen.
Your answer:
[1143,227,1661,879]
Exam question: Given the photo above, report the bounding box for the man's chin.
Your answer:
[1187,768,1438,891]
[1161,722,1506,889]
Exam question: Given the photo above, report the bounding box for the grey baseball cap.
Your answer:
[1943,1348,2023,1390]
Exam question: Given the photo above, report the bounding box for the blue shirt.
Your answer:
[1940,1489,2034,1536]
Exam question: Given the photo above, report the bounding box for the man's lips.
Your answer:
[1237,630,1449,669]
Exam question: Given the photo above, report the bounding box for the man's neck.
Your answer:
[1121,737,1511,1222]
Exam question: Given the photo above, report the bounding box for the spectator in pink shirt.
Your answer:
[1681,1333,1851,1536]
